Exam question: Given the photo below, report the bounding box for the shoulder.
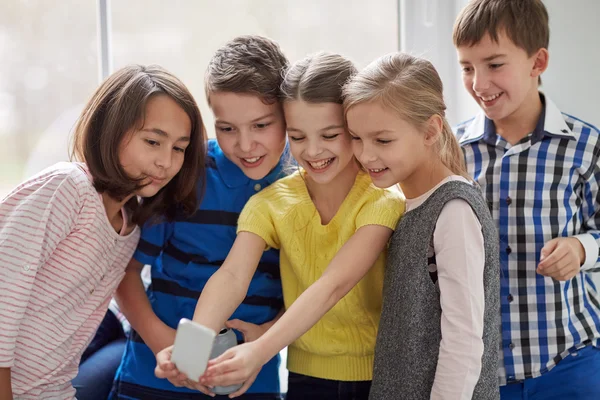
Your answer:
[453,116,477,142]
[562,113,600,143]
[8,162,91,202]
[253,171,305,202]
[356,173,405,210]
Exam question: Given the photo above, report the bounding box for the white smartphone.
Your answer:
[170,318,217,382]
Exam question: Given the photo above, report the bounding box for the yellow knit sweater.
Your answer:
[237,171,405,381]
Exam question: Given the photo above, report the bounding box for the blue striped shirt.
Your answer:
[455,94,600,384]
[111,139,285,399]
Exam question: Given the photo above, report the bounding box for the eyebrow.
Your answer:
[142,128,190,142]
[460,53,507,64]
[348,129,394,137]
[216,112,276,125]
[321,124,345,132]
[287,124,346,134]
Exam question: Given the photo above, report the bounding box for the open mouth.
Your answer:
[479,92,503,105]
[367,167,389,177]
[240,155,265,167]
[307,157,335,171]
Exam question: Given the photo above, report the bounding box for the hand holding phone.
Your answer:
[170,318,216,382]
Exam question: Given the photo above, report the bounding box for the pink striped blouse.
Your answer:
[0,162,140,399]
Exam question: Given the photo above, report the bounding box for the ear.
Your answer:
[423,114,443,146]
[531,48,549,78]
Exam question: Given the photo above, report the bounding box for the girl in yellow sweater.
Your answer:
[156,52,404,400]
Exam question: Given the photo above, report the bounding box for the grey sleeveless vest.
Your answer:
[369,180,500,400]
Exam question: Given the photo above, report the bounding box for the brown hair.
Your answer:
[205,35,289,104]
[280,52,357,104]
[453,0,549,55]
[281,52,358,174]
[71,64,207,226]
[343,53,470,181]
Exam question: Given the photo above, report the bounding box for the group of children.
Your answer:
[1,1,599,399]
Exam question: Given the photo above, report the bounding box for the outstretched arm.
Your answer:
[154,232,266,388]
[200,224,393,395]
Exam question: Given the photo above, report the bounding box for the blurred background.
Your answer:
[1,0,598,197]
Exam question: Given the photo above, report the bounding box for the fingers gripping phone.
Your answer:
[171,318,217,382]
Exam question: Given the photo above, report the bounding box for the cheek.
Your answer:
[216,134,236,155]
[462,75,473,90]
[288,141,303,161]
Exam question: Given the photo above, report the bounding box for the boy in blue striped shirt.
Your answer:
[109,35,289,400]
[453,1,600,399]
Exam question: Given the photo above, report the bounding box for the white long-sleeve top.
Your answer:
[404,175,486,400]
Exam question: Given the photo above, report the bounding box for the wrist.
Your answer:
[572,237,586,266]
[252,337,276,366]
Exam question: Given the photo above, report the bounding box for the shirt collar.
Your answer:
[458,93,575,146]
[213,140,287,188]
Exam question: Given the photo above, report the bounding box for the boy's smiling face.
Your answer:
[457,30,548,127]
[209,91,286,180]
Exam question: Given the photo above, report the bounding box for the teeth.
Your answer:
[481,93,502,102]
[308,158,334,170]
[370,168,386,173]
[243,156,262,163]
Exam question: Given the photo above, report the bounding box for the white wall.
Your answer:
[543,0,599,127]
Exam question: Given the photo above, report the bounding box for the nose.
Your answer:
[355,141,376,166]
[155,147,173,170]
[306,139,323,158]
[238,131,257,153]
[472,69,490,93]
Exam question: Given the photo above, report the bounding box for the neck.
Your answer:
[400,158,453,199]
[495,89,542,145]
[101,192,134,232]
[305,161,359,207]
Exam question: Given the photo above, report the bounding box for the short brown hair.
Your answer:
[71,64,207,226]
[280,52,357,104]
[453,0,549,55]
[205,35,289,104]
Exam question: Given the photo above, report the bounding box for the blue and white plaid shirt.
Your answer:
[455,94,600,384]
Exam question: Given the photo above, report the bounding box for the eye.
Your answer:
[145,139,159,146]
[350,136,361,141]
[289,136,304,142]
[376,139,392,144]
[323,134,340,140]
[462,66,473,73]
[173,147,186,153]
[255,122,272,129]
[217,126,234,132]
[490,63,503,70]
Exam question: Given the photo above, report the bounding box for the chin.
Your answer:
[137,186,163,199]
[242,167,270,181]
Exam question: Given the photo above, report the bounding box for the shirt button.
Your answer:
[90,288,95,295]
[23,265,30,272]
[509,343,515,350]
[507,294,514,302]
[506,246,512,255]
[253,183,262,192]
[114,238,118,245]
[506,196,512,205]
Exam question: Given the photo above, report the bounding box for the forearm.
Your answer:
[0,368,13,400]
[192,269,249,333]
[114,267,162,339]
[253,225,391,364]
[254,277,344,364]
[262,308,284,330]
[192,232,265,333]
